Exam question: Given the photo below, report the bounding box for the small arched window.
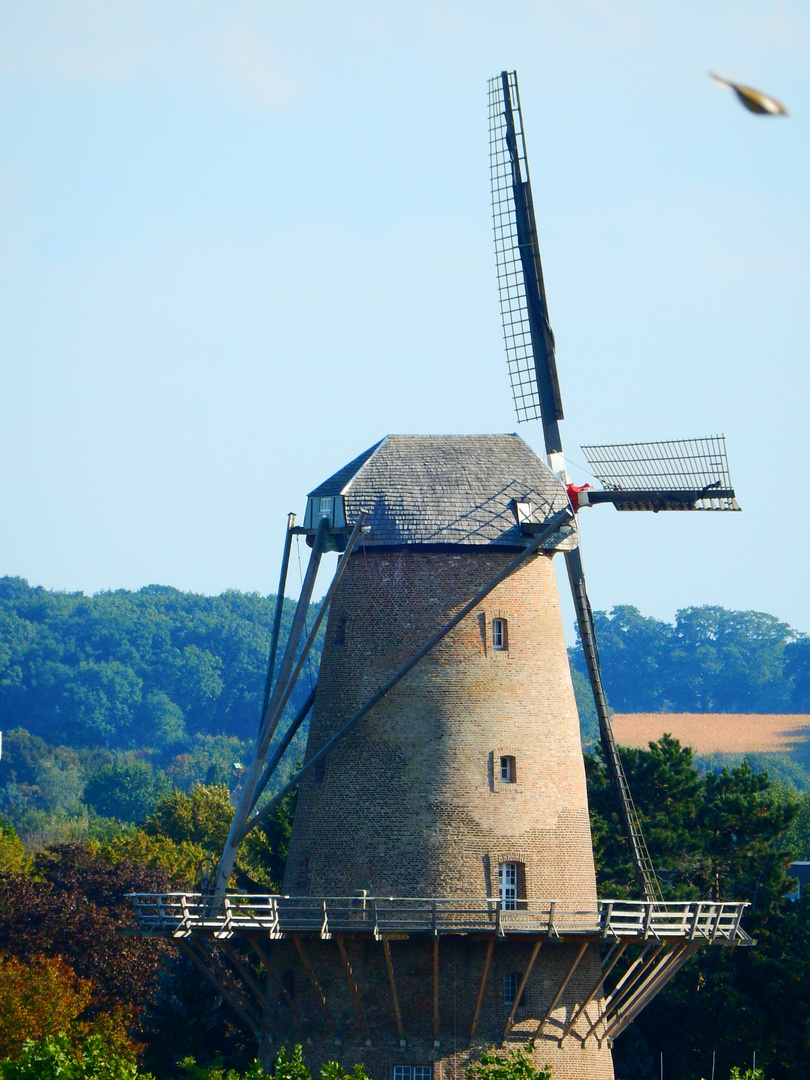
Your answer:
[492,618,508,650]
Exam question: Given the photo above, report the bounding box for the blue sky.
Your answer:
[1,2,808,641]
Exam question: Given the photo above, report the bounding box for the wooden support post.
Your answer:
[220,941,273,1015]
[433,938,440,1040]
[582,941,663,1043]
[293,936,337,1034]
[250,940,307,1034]
[503,939,542,1038]
[470,937,495,1040]
[532,940,588,1040]
[606,941,668,1019]
[336,936,369,1036]
[558,939,628,1045]
[382,938,404,1041]
[602,942,698,1043]
[177,940,259,1033]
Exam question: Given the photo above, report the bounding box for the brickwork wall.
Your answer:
[284,550,596,903]
[254,935,614,1080]
[273,548,613,1079]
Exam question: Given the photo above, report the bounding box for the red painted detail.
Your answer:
[566,483,593,513]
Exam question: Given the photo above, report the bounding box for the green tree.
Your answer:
[84,761,171,824]
[466,1045,551,1080]
[590,741,809,1080]
[144,785,294,891]
[0,1034,143,1080]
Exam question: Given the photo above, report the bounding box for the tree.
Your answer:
[0,1034,143,1080]
[0,845,173,1038]
[143,784,295,891]
[465,1046,551,1080]
[588,739,809,1080]
[84,760,171,824]
[0,816,27,874]
[0,955,92,1059]
[570,604,798,715]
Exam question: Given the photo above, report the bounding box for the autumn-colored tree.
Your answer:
[0,846,173,1037]
[0,816,27,874]
[0,954,91,1059]
[90,830,205,887]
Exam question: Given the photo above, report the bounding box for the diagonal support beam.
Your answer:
[504,939,543,1037]
[470,937,495,1040]
[178,939,260,1034]
[294,936,337,1035]
[382,938,404,1041]
[532,940,588,1040]
[256,512,368,767]
[602,942,700,1043]
[264,512,297,720]
[242,509,574,841]
[558,939,628,1045]
[582,941,663,1043]
[566,544,661,903]
[250,940,308,1035]
[250,684,317,811]
[212,517,329,903]
[336,936,369,1036]
[220,941,273,1016]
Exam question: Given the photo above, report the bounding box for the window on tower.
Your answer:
[503,972,526,1008]
[393,1068,433,1080]
[492,618,508,650]
[500,755,516,783]
[498,862,518,909]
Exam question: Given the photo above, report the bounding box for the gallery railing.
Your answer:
[127,893,750,943]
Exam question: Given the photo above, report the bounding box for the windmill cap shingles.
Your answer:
[307,434,571,549]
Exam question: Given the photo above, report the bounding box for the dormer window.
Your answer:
[493,618,507,650]
[319,497,332,518]
[515,501,532,524]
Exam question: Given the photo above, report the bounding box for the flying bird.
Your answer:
[710,72,788,116]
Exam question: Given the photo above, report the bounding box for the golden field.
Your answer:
[611,713,810,755]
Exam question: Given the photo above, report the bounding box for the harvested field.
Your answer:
[611,713,810,756]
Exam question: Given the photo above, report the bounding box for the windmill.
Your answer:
[128,71,750,1080]
[489,69,739,903]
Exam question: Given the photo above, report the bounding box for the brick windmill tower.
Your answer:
[130,71,749,1080]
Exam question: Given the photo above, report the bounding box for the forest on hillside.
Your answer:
[2,576,810,845]
[0,577,321,845]
[571,604,810,714]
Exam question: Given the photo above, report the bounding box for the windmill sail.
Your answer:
[489,72,563,452]
[580,436,740,511]
[489,70,662,902]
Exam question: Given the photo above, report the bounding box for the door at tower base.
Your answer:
[255,936,615,1080]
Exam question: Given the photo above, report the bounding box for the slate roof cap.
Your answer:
[307,434,571,549]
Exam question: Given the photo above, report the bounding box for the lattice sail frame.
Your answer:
[489,73,542,424]
[580,436,740,511]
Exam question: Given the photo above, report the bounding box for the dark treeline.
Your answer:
[570,604,810,714]
[588,737,810,1080]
